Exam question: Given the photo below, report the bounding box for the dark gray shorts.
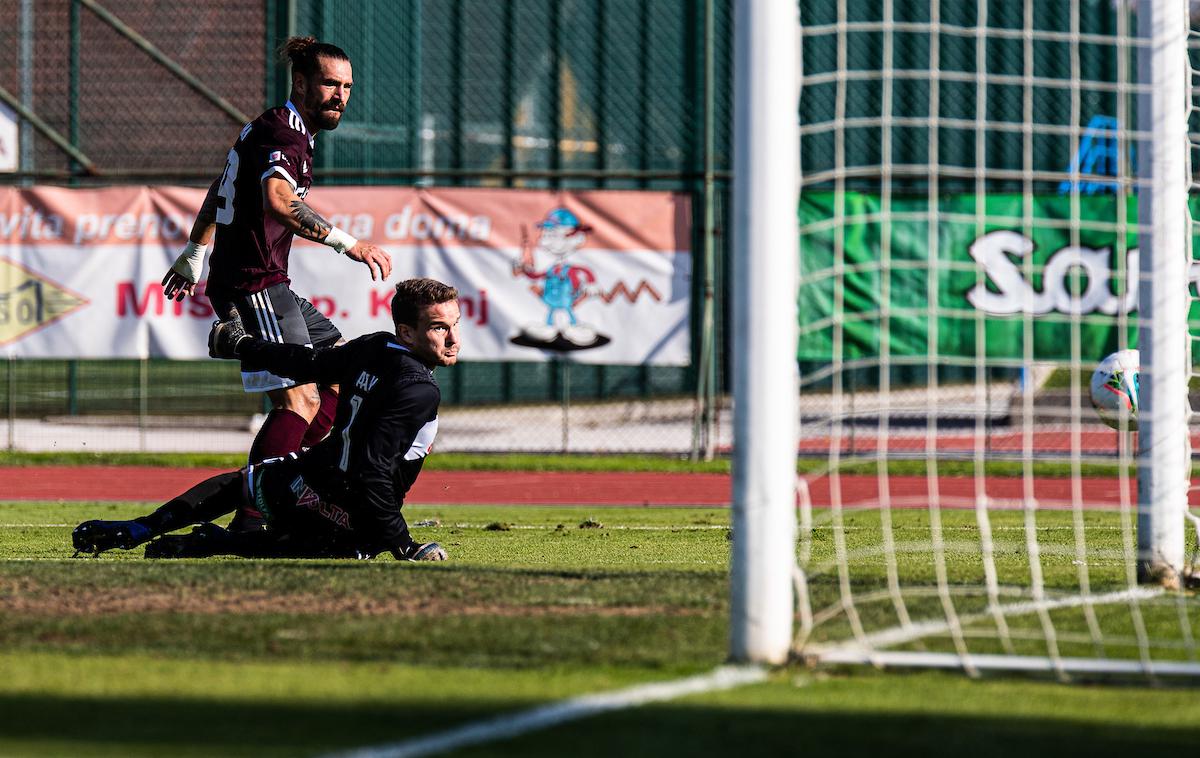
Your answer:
[210,282,341,392]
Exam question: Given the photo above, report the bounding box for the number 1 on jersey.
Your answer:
[339,394,364,471]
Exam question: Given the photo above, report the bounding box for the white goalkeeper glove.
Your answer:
[163,241,207,301]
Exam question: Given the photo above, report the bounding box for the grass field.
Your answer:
[4,497,1200,757]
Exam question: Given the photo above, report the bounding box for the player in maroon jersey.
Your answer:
[162,37,391,530]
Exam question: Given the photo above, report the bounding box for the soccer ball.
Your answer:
[1089,349,1139,430]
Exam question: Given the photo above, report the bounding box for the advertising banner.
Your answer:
[0,186,692,364]
[797,191,1195,362]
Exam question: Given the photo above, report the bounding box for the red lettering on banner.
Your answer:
[459,289,490,326]
[369,288,393,318]
[116,282,164,317]
[116,281,215,318]
[310,295,337,318]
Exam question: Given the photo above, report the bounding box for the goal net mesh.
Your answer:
[792,0,1200,677]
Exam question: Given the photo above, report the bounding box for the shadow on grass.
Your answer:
[0,693,1195,758]
[0,693,501,757]
[499,704,1200,758]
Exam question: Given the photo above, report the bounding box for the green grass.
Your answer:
[3,500,1199,756]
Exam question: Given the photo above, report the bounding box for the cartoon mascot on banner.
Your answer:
[510,207,611,351]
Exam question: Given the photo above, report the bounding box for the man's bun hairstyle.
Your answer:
[278,36,350,78]
[392,278,459,328]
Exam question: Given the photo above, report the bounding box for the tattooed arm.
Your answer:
[263,177,393,280]
[263,176,333,243]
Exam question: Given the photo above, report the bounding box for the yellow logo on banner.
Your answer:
[0,258,88,345]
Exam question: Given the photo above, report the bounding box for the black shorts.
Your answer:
[210,282,341,392]
[245,454,356,540]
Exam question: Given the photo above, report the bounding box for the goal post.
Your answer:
[728,0,800,665]
[1135,0,1190,587]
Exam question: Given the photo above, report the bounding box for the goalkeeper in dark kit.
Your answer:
[71,278,460,562]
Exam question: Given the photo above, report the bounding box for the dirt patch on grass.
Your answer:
[1,582,704,618]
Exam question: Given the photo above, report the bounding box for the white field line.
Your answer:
[450,524,729,531]
[317,665,769,758]
[1,524,72,528]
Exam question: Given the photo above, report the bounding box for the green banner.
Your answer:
[796,192,1197,362]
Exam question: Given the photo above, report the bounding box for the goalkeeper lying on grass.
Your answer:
[71,278,459,561]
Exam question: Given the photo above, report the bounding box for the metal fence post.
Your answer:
[560,358,570,453]
[67,360,78,415]
[7,356,14,451]
[139,358,149,451]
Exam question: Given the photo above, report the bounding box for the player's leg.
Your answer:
[144,457,297,558]
[143,522,281,559]
[294,294,343,447]
[139,459,448,561]
[214,284,322,463]
[301,385,338,447]
[72,470,245,555]
[252,382,321,461]
[149,457,351,559]
[243,288,342,461]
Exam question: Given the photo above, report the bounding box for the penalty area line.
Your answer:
[317,664,768,758]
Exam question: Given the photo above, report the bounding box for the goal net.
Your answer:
[791,0,1200,677]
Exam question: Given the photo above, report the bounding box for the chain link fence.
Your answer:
[0,0,733,455]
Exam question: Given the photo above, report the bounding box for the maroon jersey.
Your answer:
[206,101,315,300]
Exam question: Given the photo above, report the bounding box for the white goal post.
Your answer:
[780,0,1200,678]
[729,0,800,665]
[1135,0,1190,588]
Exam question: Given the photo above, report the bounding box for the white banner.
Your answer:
[0,102,17,173]
[0,186,692,365]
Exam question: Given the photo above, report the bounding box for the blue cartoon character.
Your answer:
[511,207,610,351]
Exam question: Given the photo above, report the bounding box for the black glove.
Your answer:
[208,313,250,359]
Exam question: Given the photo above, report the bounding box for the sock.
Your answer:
[301,386,339,448]
[249,408,310,465]
[135,471,243,537]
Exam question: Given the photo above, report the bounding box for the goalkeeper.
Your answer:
[70,278,459,561]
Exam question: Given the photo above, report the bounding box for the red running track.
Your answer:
[798,428,1158,456]
[0,467,733,506]
[0,466,1172,510]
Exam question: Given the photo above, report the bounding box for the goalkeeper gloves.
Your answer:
[208,313,251,359]
[392,541,449,561]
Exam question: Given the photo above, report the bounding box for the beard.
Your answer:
[307,95,344,130]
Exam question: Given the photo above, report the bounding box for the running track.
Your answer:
[0,466,1162,509]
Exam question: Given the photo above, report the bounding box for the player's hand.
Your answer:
[162,270,196,301]
[162,241,207,301]
[208,313,250,359]
[345,241,392,281]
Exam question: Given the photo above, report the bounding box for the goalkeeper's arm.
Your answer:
[163,178,220,301]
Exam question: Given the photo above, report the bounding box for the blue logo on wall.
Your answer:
[1059,115,1136,195]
